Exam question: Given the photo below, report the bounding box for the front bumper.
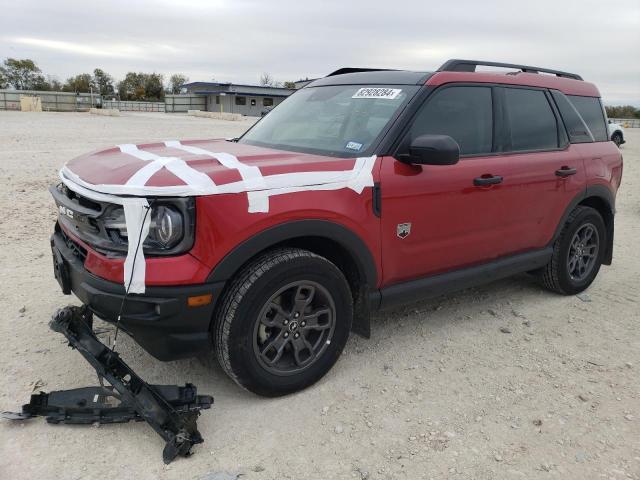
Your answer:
[51,228,225,360]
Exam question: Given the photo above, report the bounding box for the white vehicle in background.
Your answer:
[608,120,626,147]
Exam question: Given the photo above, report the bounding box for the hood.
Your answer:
[63,139,364,194]
[59,139,377,293]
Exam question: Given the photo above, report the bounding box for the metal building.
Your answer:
[180,82,295,116]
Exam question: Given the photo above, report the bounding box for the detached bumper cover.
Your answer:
[51,227,225,360]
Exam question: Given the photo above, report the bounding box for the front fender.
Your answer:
[205,219,378,287]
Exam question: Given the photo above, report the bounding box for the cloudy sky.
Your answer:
[1,0,639,105]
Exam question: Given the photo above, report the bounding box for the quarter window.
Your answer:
[550,91,593,143]
[568,95,608,142]
[504,88,558,151]
[410,86,493,156]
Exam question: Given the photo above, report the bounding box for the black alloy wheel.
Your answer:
[253,281,336,375]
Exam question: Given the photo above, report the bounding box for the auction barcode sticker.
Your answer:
[352,87,402,100]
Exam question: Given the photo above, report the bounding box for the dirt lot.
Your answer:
[0,111,638,480]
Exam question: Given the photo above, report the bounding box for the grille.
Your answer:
[58,224,88,263]
[60,184,102,212]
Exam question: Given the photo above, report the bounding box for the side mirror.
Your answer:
[398,134,460,166]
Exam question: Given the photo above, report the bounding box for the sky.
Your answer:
[1,0,639,105]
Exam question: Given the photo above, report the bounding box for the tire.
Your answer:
[540,206,606,295]
[213,248,353,397]
[612,132,623,147]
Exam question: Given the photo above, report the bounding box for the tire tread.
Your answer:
[214,248,337,391]
[541,206,600,294]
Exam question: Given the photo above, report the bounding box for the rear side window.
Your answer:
[568,95,608,142]
[550,91,593,143]
[410,86,493,156]
[503,88,558,151]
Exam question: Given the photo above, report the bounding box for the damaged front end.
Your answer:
[2,306,213,464]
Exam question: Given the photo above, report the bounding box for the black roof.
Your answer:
[438,59,583,80]
[310,69,432,87]
[311,59,582,88]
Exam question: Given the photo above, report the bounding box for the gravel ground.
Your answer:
[0,111,638,480]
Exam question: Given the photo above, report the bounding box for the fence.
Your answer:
[165,94,206,113]
[0,89,98,111]
[610,118,640,128]
[102,100,165,112]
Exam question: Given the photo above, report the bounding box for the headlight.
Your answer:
[102,199,194,255]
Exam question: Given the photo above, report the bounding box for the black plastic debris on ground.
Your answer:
[1,306,214,464]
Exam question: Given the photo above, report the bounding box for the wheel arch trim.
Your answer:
[551,185,615,264]
[206,220,378,288]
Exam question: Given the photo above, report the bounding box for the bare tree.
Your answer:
[259,72,274,87]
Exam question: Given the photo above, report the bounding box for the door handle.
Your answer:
[555,166,577,177]
[473,175,503,186]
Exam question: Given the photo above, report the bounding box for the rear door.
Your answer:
[492,86,586,252]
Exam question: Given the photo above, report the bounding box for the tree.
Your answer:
[118,72,144,100]
[283,81,296,89]
[168,74,188,94]
[31,75,53,91]
[93,68,114,96]
[1,58,46,90]
[62,73,93,93]
[117,72,165,101]
[605,105,639,119]
[259,72,275,87]
[144,73,164,101]
[0,68,7,89]
[47,76,63,91]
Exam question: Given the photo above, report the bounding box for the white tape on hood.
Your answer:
[164,141,272,212]
[57,174,152,294]
[59,141,378,290]
[122,198,151,294]
[119,144,218,193]
[164,141,267,191]
[60,154,377,210]
[246,155,377,213]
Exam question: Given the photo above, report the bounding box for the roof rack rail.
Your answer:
[437,59,583,81]
[327,67,396,77]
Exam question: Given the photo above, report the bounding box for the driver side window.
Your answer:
[410,86,493,156]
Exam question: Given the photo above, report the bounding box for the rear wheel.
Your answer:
[612,132,623,147]
[213,248,352,397]
[540,206,606,295]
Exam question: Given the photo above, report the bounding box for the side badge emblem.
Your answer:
[397,223,411,239]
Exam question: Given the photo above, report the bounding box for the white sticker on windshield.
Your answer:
[345,141,363,151]
[352,87,402,100]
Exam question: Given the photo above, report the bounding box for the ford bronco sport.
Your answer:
[51,59,623,397]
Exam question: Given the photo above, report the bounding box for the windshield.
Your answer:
[239,85,419,157]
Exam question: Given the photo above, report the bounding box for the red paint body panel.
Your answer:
[189,179,383,286]
[59,72,622,294]
[61,223,213,286]
[65,140,363,188]
[426,72,601,97]
[572,141,623,199]
[64,144,383,286]
[379,144,585,284]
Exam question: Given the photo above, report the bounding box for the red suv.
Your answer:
[51,59,623,396]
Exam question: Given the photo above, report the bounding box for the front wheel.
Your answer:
[213,248,353,397]
[540,206,606,295]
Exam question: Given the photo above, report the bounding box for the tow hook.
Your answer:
[1,305,214,464]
